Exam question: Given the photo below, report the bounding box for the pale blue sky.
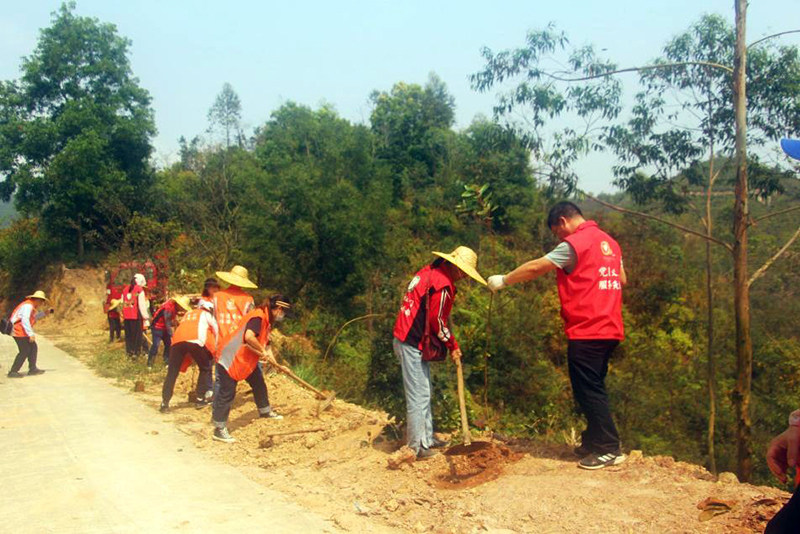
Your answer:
[2,1,798,192]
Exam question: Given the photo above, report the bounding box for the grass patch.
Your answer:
[86,345,166,387]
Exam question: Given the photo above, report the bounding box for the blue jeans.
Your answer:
[393,337,433,453]
[147,328,171,367]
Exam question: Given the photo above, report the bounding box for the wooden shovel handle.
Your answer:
[455,357,471,446]
[275,364,327,400]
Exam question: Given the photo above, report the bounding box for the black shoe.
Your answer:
[259,409,283,420]
[159,402,170,413]
[7,371,24,378]
[194,398,212,409]
[573,443,594,458]
[579,451,626,470]
[431,437,450,449]
[417,448,439,460]
[213,427,236,443]
[27,368,45,376]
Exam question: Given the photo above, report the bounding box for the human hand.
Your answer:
[144,320,150,328]
[451,348,462,363]
[28,335,36,343]
[766,426,800,484]
[487,275,506,292]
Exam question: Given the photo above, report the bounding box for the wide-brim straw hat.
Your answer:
[432,246,487,286]
[215,265,258,289]
[26,290,49,301]
[173,295,192,312]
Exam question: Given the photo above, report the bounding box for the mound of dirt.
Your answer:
[435,441,523,489]
[43,265,107,333]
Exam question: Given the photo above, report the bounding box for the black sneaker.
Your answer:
[431,437,450,449]
[27,368,45,376]
[194,398,212,409]
[417,448,439,460]
[213,427,236,443]
[573,443,594,458]
[159,402,170,413]
[579,451,626,470]
[259,410,283,420]
[7,371,24,378]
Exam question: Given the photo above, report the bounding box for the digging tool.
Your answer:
[265,355,337,413]
[455,355,471,446]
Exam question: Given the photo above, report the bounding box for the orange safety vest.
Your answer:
[172,308,216,373]
[122,285,144,320]
[213,288,254,340]
[216,308,270,381]
[10,299,35,338]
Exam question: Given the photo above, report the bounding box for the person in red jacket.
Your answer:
[487,201,627,470]
[393,246,486,459]
[104,286,123,342]
[147,296,191,368]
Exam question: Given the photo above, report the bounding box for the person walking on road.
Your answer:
[7,290,53,378]
[160,298,218,413]
[487,201,627,470]
[147,296,191,368]
[211,295,290,443]
[122,273,151,358]
[392,247,486,459]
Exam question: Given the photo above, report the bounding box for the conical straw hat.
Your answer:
[431,246,487,286]
[26,290,49,301]
[173,295,192,312]
[215,265,258,289]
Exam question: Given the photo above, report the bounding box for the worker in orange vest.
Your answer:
[7,290,53,378]
[212,265,256,399]
[211,295,290,443]
[122,273,151,357]
[160,298,217,413]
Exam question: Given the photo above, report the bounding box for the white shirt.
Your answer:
[188,310,219,352]
[11,303,45,337]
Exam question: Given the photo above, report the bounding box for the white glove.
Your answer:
[487,275,506,292]
[143,320,150,328]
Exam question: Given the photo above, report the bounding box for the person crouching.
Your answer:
[7,291,53,378]
[211,295,290,443]
[160,297,216,413]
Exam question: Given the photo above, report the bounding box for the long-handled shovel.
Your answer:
[455,356,471,446]
[270,360,336,416]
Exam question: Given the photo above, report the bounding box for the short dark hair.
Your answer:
[259,294,291,310]
[547,201,583,228]
[202,277,220,298]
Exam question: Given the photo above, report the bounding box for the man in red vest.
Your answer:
[487,201,627,470]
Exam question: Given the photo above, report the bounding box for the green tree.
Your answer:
[207,82,244,149]
[0,2,155,259]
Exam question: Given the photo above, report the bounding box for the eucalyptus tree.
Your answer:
[471,5,800,480]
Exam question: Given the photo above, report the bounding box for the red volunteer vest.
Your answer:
[122,285,144,320]
[153,300,177,330]
[11,299,35,338]
[393,264,456,350]
[213,288,254,341]
[172,308,216,373]
[556,221,624,340]
[105,287,122,319]
[216,309,270,381]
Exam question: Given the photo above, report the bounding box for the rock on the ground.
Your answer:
[717,472,740,484]
[387,446,416,470]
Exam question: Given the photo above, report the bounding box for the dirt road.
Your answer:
[0,334,352,534]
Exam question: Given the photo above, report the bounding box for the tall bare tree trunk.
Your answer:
[732,0,753,482]
[706,156,717,476]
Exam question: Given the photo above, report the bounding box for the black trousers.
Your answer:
[10,337,38,373]
[123,318,144,356]
[567,339,621,454]
[766,485,800,533]
[108,316,122,341]
[161,341,213,405]
[211,363,270,424]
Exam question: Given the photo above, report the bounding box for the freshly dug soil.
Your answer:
[435,441,522,489]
